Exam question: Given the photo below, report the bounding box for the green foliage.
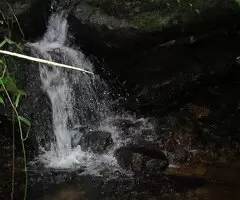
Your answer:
[0,59,7,78]
[0,95,4,105]
[18,116,31,140]
[0,38,29,200]
[15,93,21,108]
[236,0,240,7]
[236,56,240,64]
[0,38,30,137]
[1,74,25,94]
[4,38,23,51]
[0,11,5,25]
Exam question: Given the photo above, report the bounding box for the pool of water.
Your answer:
[1,158,240,200]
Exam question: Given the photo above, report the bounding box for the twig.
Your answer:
[5,1,25,39]
[0,11,8,24]
[0,50,94,74]
[0,10,11,38]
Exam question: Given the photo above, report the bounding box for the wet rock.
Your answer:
[163,145,188,166]
[70,0,240,32]
[174,145,188,164]
[68,16,240,120]
[109,118,142,134]
[115,146,169,175]
[109,117,156,139]
[0,0,51,41]
[68,0,240,73]
[0,0,38,16]
[71,2,133,29]
[80,130,113,153]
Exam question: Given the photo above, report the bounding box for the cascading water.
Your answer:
[27,12,156,175]
[27,13,116,173]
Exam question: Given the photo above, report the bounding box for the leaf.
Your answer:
[0,11,5,25]
[0,40,7,49]
[0,96,4,106]
[0,74,25,95]
[17,89,25,95]
[15,93,21,108]
[236,0,240,7]
[1,75,19,94]
[18,116,31,140]
[4,38,23,51]
[237,56,240,63]
[18,116,31,128]
[0,40,7,48]
[0,38,23,51]
[0,59,6,78]
[0,59,6,66]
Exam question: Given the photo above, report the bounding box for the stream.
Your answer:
[1,1,240,199]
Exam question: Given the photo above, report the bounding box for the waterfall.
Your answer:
[27,12,156,175]
[27,13,118,173]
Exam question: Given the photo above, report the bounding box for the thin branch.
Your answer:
[0,11,8,24]
[0,10,11,38]
[5,1,25,39]
[0,50,94,74]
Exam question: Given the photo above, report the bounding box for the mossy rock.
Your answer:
[76,0,240,31]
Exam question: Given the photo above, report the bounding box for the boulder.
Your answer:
[70,0,240,32]
[174,145,188,163]
[115,145,169,175]
[66,0,240,118]
[80,130,113,153]
[68,0,240,54]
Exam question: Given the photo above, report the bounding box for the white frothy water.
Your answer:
[27,13,157,175]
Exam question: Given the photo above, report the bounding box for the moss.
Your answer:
[81,0,237,31]
[132,0,221,30]
[133,11,174,30]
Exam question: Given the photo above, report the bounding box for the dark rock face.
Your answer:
[70,0,240,32]
[66,1,240,120]
[18,57,53,154]
[0,0,51,41]
[80,130,113,153]
[0,0,38,16]
[174,145,188,163]
[67,0,240,59]
[115,146,169,175]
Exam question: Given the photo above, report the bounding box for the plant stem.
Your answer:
[11,111,15,200]
[0,80,28,200]
[5,1,25,39]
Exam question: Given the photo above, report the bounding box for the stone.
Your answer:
[115,145,169,175]
[79,130,113,153]
[66,0,240,120]
[70,0,240,32]
[174,145,188,163]
[109,118,141,134]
